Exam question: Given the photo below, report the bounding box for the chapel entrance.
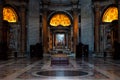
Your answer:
[47,13,74,54]
[49,26,72,54]
[43,12,79,55]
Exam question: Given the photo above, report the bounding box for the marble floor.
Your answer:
[0,56,120,80]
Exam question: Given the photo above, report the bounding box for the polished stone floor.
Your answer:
[0,56,120,80]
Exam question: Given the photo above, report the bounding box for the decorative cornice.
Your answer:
[5,1,27,6]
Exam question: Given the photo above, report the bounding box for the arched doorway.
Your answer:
[0,6,19,60]
[100,5,118,57]
[0,5,25,59]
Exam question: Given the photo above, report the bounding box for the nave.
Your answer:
[0,56,120,80]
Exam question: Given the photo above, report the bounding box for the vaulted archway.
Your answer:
[46,12,74,54]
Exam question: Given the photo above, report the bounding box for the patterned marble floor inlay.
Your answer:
[16,58,109,80]
[0,57,119,80]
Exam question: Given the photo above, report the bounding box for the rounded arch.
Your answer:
[101,4,118,23]
[3,4,19,23]
[48,11,73,27]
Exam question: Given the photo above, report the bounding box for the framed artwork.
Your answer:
[55,33,65,48]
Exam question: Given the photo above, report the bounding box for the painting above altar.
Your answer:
[55,34,65,49]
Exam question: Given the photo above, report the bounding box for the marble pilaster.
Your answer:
[73,9,79,53]
[20,5,26,55]
[0,0,3,59]
[118,1,120,43]
[0,0,3,43]
[43,9,48,53]
[94,3,100,53]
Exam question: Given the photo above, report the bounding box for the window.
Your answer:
[50,13,71,27]
[3,7,18,23]
[102,7,118,22]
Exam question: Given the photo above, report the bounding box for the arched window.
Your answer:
[50,13,71,27]
[3,7,18,23]
[102,7,118,22]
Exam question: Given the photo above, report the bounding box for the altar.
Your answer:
[51,54,69,66]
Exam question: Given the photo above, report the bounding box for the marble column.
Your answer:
[0,0,3,43]
[66,33,68,48]
[43,9,48,53]
[0,0,3,57]
[94,3,100,53]
[20,5,26,55]
[68,32,71,50]
[48,27,50,51]
[118,1,120,43]
[73,9,79,53]
[71,28,73,51]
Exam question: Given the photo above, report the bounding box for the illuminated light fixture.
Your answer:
[50,14,71,27]
[102,7,118,22]
[3,7,18,23]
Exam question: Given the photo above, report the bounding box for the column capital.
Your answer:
[73,9,79,15]
[94,2,100,9]
[42,9,48,16]
[94,2,100,6]
[94,5,100,14]
[42,4,48,11]
[20,5,26,11]
[73,8,78,11]
[0,0,3,22]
